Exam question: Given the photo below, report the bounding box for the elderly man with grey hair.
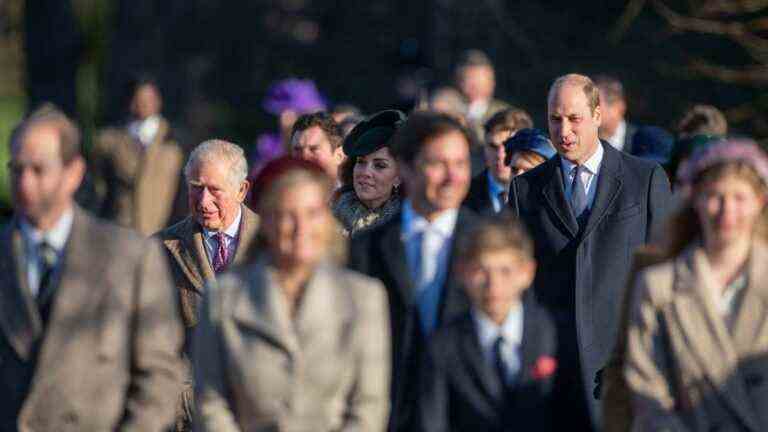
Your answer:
[153,139,261,432]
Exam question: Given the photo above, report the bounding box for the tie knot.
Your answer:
[38,242,57,268]
[571,165,583,177]
[216,231,228,243]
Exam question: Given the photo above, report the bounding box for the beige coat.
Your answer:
[193,260,391,432]
[93,117,185,235]
[0,207,184,432]
[625,242,768,431]
[155,205,261,327]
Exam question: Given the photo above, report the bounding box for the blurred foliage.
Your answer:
[0,0,25,216]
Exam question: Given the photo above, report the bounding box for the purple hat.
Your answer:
[263,78,326,115]
[677,138,768,193]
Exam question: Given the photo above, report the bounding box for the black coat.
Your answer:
[348,207,478,432]
[508,141,671,427]
[417,293,558,432]
[463,170,496,216]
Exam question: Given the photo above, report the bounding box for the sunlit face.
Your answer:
[548,83,602,165]
[484,129,514,183]
[401,131,471,216]
[694,173,766,249]
[291,126,343,180]
[509,151,543,177]
[187,160,248,231]
[353,147,400,209]
[10,125,84,228]
[457,65,495,103]
[461,249,535,325]
[264,181,331,268]
[130,84,162,120]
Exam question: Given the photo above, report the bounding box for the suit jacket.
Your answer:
[417,294,558,432]
[193,260,391,432]
[463,170,495,216]
[93,116,185,235]
[623,122,638,155]
[0,207,183,432]
[348,207,478,431]
[625,242,768,431]
[155,205,261,329]
[508,141,671,426]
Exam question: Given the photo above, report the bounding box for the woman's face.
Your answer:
[264,180,331,268]
[695,173,766,248]
[353,147,400,209]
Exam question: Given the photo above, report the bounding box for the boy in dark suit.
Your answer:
[417,216,558,432]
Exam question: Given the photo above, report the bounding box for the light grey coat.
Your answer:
[193,259,391,432]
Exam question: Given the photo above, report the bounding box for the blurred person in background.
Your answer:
[464,109,536,214]
[417,216,559,432]
[332,110,405,237]
[289,112,345,183]
[509,73,672,431]
[428,86,468,126]
[504,128,557,177]
[595,75,637,153]
[154,140,260,431]
[624,139,768,431]
[252,78,327,168]
[194,157,390,432]
[0,108,183,431]
[454,50,509,140]
[330,103,362,124]
[676,104,729,140]
[91,75,185,235]
[339,113,365,138]
[629,126,674,167]
[349,112,478,431]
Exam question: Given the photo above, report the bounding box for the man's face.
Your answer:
[401,131,471,216]
[484,129,514,183]
[598,89,626,138]
[130,84,162,120]
[290,126,343,180]
[457,65,495,103]
[461,249,535,325]
[187,160,248,231]
[9,125,84,227]
[548,83,601,165]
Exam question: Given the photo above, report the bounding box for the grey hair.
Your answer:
[184,139,248,187]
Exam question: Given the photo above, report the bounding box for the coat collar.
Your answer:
[161,205,260,292]
[670,242,768,430]
[230,260,349,356]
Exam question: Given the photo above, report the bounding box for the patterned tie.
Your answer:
[570,165,588,221]
[36,241,58,322]
[213,232,230,273]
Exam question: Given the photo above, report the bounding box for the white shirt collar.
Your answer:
[401,199,459,240]
[560,139,605,176]
[473,303,524,348]
[606,120,627,151]
[128,115,161,146]
[203,206,242,240]
[19,208,74,252]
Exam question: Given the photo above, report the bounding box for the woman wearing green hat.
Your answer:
[332,110,406,237]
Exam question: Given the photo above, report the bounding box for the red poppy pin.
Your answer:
[531,356,557,380]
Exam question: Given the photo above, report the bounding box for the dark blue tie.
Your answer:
[570,165,587,220]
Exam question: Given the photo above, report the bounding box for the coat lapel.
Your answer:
[294,263,348,346]
[231,260,300,355]
[231,205,260,265]
[0,220,43,360]
[729,242,768,358]
[582,143,623,240]
[539,157,579,238]
[162,217,208,293]
[457,316,505,403]
[671,247,760,430]
[517,297,541,384]
[379,218,415,305]
[437,209,473,325]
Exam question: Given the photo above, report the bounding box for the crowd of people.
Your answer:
[1,48,767,432]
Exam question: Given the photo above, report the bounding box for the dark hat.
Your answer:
[503,128,557,166]
[631,126,674,165]
[342,110,406,158]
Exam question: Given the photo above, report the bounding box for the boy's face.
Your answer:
[460,249,536,324]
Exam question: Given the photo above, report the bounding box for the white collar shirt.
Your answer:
[19,208,74,297]
[473,304,524,383]
[486,171,507,213]
[128,115,161,148]
[401,199,459,335]
[560,140,604,209]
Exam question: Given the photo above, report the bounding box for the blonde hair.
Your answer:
[548,74,601,114]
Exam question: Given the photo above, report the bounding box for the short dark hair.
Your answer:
[456,215,534,262]
[10,104,81,165]
[390,111,473,165]
[456,49,494,70]
[594,75,625,104]
[484,107,534,136]
[676,104,728,138]
[124,73,161,106]
[289,111,344,150]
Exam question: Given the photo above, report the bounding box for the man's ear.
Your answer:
[593,105,602,127]
[237,180,250,202]
[64,156,86,194]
